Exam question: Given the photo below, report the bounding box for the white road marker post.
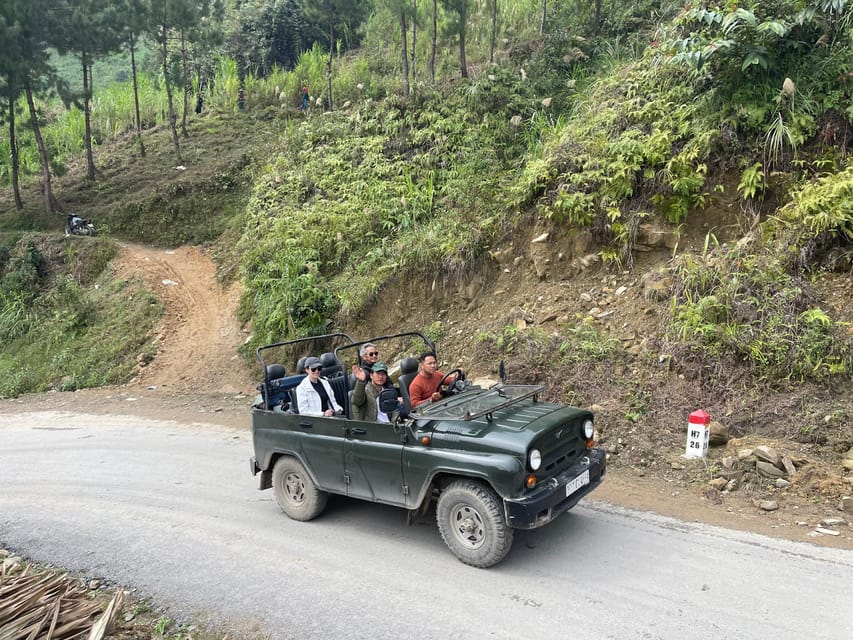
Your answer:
[684,409,711,458]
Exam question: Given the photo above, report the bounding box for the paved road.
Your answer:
[2,411,852,640]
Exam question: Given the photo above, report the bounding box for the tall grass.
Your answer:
[0,71,187,184]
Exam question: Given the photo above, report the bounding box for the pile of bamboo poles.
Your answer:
[0,558,124,640]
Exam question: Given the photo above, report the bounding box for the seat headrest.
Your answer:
[400,356,419,375]
[296,356,308,373]
[320,351,344,378]
[319,352,340,368]
[266,364,286,379]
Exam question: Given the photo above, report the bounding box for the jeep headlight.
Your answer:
[529,448,542,471]
[583,419,594,439]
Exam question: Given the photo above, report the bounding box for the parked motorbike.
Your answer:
[65,213,96,237]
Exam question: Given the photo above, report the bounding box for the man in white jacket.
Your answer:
[296,356,343,417]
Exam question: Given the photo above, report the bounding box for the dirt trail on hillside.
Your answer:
[112,244,255,395]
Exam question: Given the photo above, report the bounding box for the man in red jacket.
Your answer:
[409,352,462,408]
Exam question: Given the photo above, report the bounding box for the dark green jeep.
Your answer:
[249,332,606,568]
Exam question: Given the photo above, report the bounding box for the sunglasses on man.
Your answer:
[366,351,379,357]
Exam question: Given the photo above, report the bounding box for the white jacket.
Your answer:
[295,376,343,416]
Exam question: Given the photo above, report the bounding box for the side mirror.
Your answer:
[378,388,400,415]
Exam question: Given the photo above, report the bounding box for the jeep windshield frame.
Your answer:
[411,384,545,422]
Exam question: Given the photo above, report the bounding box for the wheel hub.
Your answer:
[285,472,305,503]
[451,504,485,550]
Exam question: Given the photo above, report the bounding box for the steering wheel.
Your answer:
[437,369,466,397]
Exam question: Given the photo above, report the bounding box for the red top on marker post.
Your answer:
[689,409,710,425]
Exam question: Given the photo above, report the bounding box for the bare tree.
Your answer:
[429,0,437,82]
[25,79,56,213]
[489,0,497,63]
[5,74,24,209]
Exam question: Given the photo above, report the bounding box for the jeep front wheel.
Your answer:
[436,480,513,568]
[272,457,327,521]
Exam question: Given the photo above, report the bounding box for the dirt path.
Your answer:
[112,244,255,395]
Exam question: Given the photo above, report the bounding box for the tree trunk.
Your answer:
[429,0,437,83]
[489,0,497,63]
[326,23,334,111]
[410,0,417,82]
[160,27,181,161]
[594,0,602,34]
[82,55,96,182]
[130,34,145,157]
[7,83,23,210]
[540,0,547,35]
[459,26,468,78]
[180,28,189,138]
[400,12,410,98]
[25,80,55,214]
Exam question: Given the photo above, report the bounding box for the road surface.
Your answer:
[1,410,851,640]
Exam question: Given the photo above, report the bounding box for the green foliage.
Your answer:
[737,162,766,199]
[0,236,160,398]
[663,1,852,163]
[239,80,521,343]
[670,245,851,382]
[774,164,853,268]
[559,318,622,362]
[518,56,716,258]
[1,71,173,185]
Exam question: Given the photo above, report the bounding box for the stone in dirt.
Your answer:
[756,460,786,479]
[815,527,840,536]
[781,456,798,477]
[709,421,729,446]
[754,445,783,469]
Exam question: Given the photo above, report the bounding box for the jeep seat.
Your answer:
[320,352,344,378]
[397,356,419,411]
[296,356,308,374]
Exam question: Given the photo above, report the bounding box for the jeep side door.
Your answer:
[296,414,348,495]
[344,419,405,505]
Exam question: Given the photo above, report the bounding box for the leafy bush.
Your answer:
[515,55,717,261]
[774,164,853,270]
[664,1,853,165]
[239,84,522,344]
[669,243,851,382]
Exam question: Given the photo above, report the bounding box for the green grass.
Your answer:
[0,236,162,398]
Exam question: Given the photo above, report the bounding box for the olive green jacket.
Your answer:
[351,379,399,422]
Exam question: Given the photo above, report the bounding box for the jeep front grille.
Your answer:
[537,425,585,476]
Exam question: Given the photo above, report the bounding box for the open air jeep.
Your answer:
[249,331,606,568]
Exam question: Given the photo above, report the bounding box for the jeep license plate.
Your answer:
[565,470,590,497]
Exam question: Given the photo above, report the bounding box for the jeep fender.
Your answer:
[257,449,319,492]
[405,449,524,510]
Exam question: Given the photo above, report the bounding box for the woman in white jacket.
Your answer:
[296,356,343,417]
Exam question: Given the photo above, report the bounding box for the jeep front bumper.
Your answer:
[503,447,606,529]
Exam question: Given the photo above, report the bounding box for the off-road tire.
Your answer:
[272,457,327,521]
[436,479,513,568]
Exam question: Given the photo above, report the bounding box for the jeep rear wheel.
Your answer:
[272,457,327,521]
[436,480,513,568]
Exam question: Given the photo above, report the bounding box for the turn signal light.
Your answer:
[526,474,537,488]
[420,436,431,446]
[586,438,595,448]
